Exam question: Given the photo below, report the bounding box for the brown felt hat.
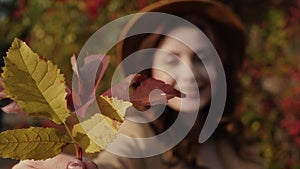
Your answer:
[117,0,246,66]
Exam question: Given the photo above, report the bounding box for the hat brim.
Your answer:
[117,0,246,65]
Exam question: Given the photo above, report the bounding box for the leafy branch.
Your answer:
[0,38,184,161]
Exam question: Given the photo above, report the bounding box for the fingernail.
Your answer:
[67,161,85,169]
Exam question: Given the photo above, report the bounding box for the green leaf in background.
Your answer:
[2,38,71,124]
[0,127,70,160]
[73,97,131,153]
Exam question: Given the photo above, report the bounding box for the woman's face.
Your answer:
[152,26,215,113]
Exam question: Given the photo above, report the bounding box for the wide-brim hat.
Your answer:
[117,0,246,69]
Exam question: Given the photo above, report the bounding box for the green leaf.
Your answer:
[2,38,70,124]
[73,97,131,153]
[97,95,132,122]
[0,127,70,160]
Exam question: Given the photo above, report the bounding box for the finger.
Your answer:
[12,161,29,169]
[12,154,82,169]
[40,154,82,169]
[84,161,98,169]
[11,163,24,169]
[12,160,37,169]
[67,161,86,169]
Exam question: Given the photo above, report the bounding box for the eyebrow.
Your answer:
[194,49,206,55]
[159,47,206,59]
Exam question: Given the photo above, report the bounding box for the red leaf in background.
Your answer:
[55,0,68,3]
[280,97,300,115]
[138,0,148,9]
[71,54,109,99]
[0,78,25,114]
[65,87,75,112]
[84,0,106,19]
[1,101,25,114]
[13,0,27,19]
[102,74,185,107]
[69,54,110,116]
[296,137,300,147]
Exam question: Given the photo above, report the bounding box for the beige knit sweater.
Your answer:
[93,118,264,169]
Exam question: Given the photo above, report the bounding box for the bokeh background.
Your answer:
[0,0,299,168]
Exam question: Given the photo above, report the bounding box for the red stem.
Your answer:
[78,146,83,161]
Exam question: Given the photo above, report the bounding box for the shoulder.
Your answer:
[197,138,265,169]
[92,117,157,169]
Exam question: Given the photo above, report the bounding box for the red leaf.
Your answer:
[102,74,185,107]
[130,77,185,106]
[102,74,147,100]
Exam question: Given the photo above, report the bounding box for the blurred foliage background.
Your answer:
[0,0,299,168]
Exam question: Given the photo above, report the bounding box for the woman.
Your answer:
[12,0,264,169]
[94,1,263,168]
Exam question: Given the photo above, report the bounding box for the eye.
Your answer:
[194,51,212,65]
[192,54,204,65]
[163,53,179,65]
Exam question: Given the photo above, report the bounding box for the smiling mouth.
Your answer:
[180,85,208,99]
[182,90,200,99]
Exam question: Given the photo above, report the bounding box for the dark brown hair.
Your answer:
[128,15,252,166]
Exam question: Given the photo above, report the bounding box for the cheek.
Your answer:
[152,69,175,85]
[205,65,218,84]
[195,64,215,83]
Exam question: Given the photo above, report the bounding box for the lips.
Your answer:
[178,88,198,98]
[180,84,210,99]
[173,81,208,98]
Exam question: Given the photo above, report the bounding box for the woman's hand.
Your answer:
[12,154,98,169]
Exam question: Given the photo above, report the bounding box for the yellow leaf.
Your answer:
[2,38,70,124]
[97,95,132,122]
[0,127,70,160]
[73,97,131,153]
[73,113,123,153]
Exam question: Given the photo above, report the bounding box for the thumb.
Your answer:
[12,154,84,169]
